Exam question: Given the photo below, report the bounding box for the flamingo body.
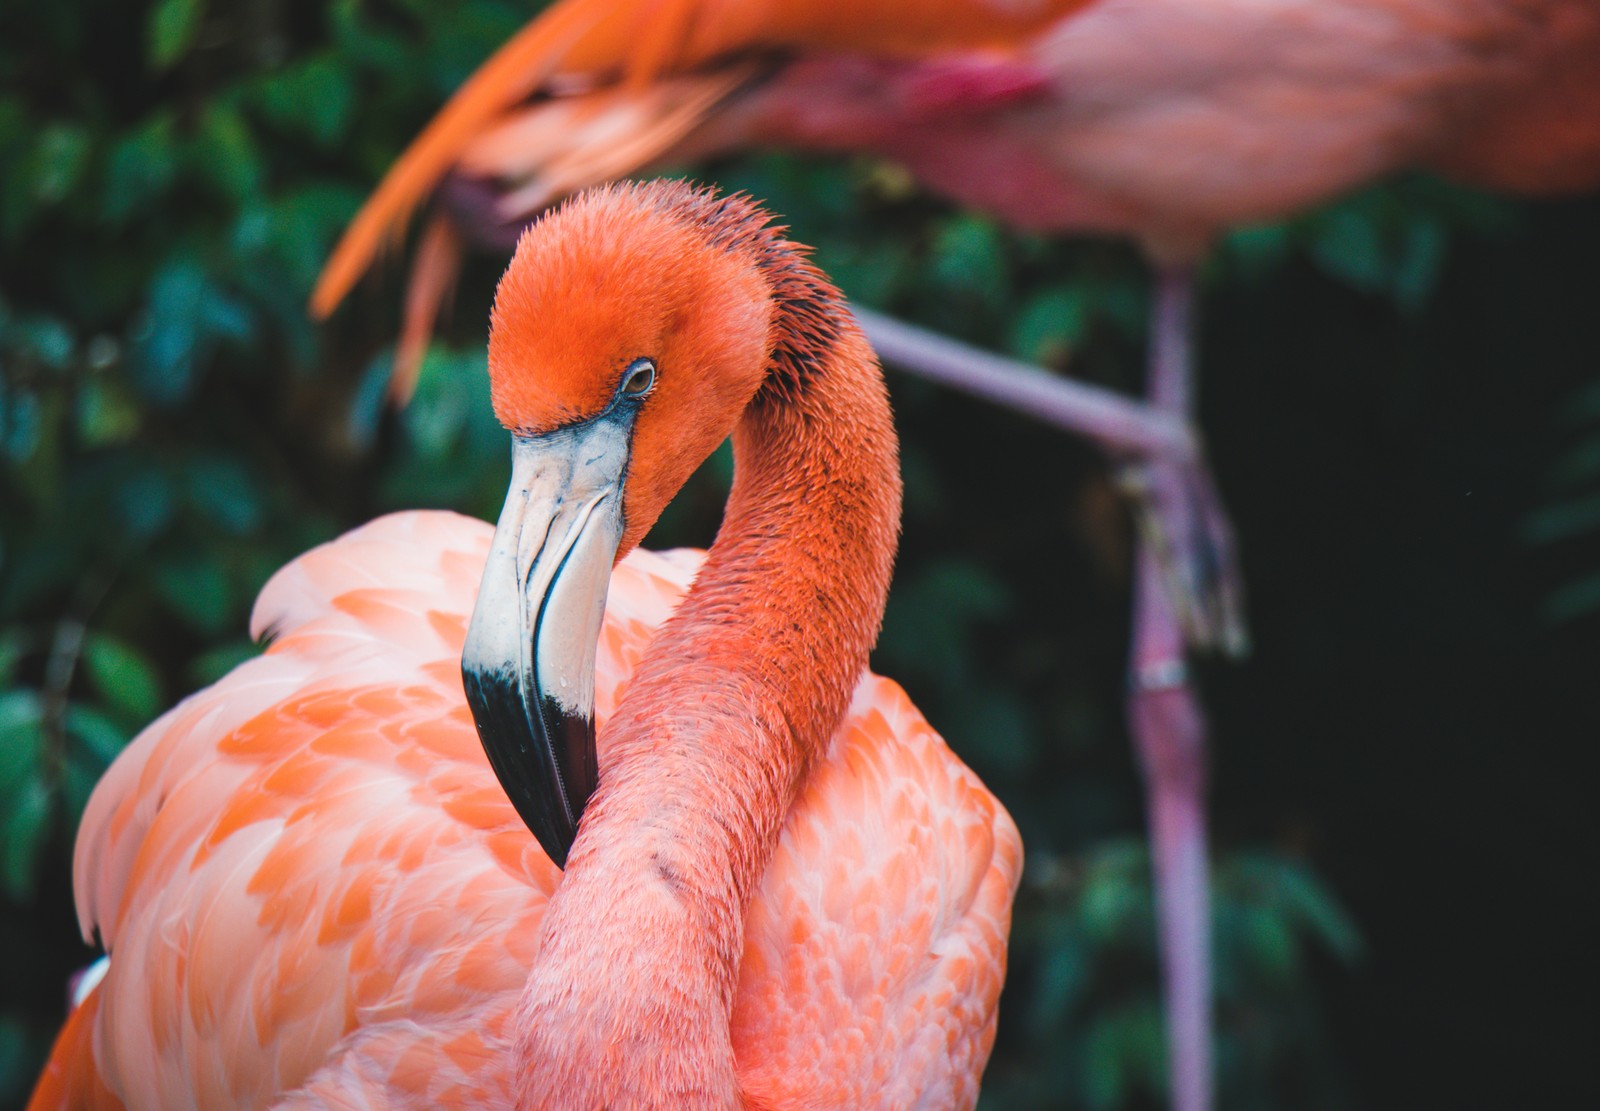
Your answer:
[34,510,1019,1108]
[315,0,1600,336]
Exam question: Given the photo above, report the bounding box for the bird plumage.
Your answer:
[310,0,1091,319]
[33,511,1019,1109]
[312,0,1600,393]
[32,182,1021,1109]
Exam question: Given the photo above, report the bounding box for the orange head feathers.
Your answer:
[485,179,844,555]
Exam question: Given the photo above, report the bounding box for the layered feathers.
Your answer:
[313,0,1600,396]
[34,511,1020,1108]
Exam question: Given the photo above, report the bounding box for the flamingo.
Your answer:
[306,5,1600,1108]
[27,180,1021,1109]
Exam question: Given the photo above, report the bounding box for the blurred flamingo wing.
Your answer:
[310,0,1092,318]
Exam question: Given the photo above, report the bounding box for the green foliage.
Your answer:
[1221,176,1512,312]
[1525,380,1600,623]
[978,845,1359,1110]
[0,3,524,1101]
[146,0,206,70]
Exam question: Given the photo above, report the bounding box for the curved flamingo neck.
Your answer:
[511,281,901,1107]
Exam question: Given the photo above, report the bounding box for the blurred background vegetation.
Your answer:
[2,1,1597,1108]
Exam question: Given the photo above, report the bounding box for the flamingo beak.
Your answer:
[461,413,633,869]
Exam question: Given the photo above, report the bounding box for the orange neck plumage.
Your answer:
[507,205,901,1107]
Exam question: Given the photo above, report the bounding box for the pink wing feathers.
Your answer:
[43,510,1020,1109]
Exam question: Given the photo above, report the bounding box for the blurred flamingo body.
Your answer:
[30,183,1021,1108]
[314,0,1600,363]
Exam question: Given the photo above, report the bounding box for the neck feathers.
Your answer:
[586,191,899,907]
[518,184,901,1108]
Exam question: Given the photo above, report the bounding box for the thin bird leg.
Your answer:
[1129,264,1213,1111]
[852,306,1195,460]
[1112,261,1246,655]
[854,304,1247,655]
[861,283,1232,1108]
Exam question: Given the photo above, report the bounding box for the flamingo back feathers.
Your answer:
[39,510,1020,1108]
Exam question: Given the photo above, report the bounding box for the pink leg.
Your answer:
[852,305,1194,459]
[1130,265,1212,1111]
[855,304,1246,655]
[857,287,1233,1110]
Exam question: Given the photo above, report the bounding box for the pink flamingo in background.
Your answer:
[312,2,1600,1106]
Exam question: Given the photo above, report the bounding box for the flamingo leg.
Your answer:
[1129,264,1212,1111]
[854,304,1246,655]
[860,281,1233,1108]
[852,305,1195,459]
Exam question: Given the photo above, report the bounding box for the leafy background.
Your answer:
[2,1,1597,1108]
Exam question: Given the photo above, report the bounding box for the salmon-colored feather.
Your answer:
[312,0,1600,364]
[390,214,463,403]
[31,511,1019,1109]
[310,0,1092,318]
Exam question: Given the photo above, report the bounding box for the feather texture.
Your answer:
[312,0,1600,389]
[35,510,1019,1109]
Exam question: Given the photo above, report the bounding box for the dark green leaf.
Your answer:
[1084,1003,1165,1111]
[1544,435,1600,490]
[153,555,232,635]
[115,465,177,538]
[1009,285,1086,367]
[1522,493,1600,544]
[1239,903,1297,982]
[147,0,205,70]
[1223,222,1293,277]
[0,772,53,902]
[76,379,141,446]
[1080,849,1150,944]
[103,114,178,221]
[0,632,26,684]
[65,703,130,767]
[82,633,162,724]
[127,258,254,404]
[189,103,262,201]
[253,56,355,147]
[0,1012,46,1109]
[0,690,44,801]
[1267,858,1364,964]
[29,124,93,205]
[0,389,43,462]
[1030,933,1089,1028]
[931,214,1009,304]
[7,312,75,369]
[1391,219,1447,310]
[1308,206,1388,295]
[187,456,265,535]
[1541,572,1600,624]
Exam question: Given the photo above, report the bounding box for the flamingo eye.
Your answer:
[621,358,656,397]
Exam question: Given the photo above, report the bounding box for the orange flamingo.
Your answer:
[308,5,1600,1108]
[28,181,1021,1109]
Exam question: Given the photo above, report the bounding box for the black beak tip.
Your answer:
[462,663,598,872]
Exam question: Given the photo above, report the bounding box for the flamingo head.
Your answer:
[461,180,812,868]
